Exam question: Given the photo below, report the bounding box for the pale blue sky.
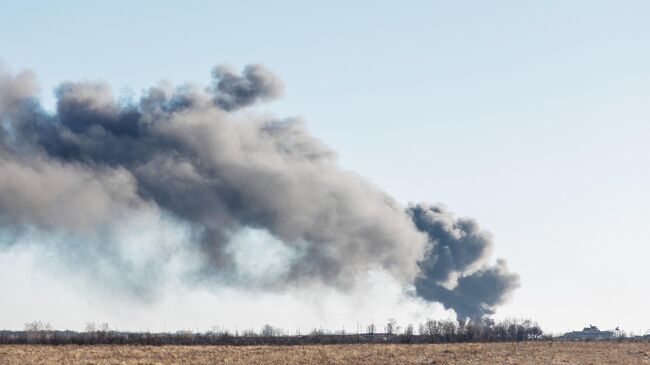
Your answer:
[1,1,649,334]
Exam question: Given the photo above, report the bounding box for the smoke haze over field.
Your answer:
[0,64,519,322]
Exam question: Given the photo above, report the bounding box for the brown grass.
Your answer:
[1,342,649,364]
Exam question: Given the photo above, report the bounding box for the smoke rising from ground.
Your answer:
[408,203,520,319]
[0,64,519,321]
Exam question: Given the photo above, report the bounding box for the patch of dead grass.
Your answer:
[1,342,649,364]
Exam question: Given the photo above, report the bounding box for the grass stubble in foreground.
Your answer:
[1,342,650,365]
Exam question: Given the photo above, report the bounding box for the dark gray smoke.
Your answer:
[0,64,519,320]
[211,64,283,111]
[415,259,519,322]
[409,203,520,320]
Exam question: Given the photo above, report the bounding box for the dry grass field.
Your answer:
[1,342,649,364]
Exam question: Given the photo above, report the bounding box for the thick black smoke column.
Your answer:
[409,203,519,321]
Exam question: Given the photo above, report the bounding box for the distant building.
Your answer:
[561,325,613,340]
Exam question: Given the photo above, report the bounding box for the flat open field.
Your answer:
[1,342,649,364]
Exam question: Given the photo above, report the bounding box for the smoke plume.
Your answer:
[0,64,519,321]
[408,203,519,319]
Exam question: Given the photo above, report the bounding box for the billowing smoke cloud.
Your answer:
[0,64,519,321]
[211,64,283,111]
[409,203,520,320]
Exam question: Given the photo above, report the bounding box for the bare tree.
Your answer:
[261,324,284,337]
[385,318,399,335]
[24,321,51,332]
[241,328,257,337]
[421,319,439,338]
[404,324,414,336]
[366,323,376,334]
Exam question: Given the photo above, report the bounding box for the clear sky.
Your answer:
[1,1,649,334]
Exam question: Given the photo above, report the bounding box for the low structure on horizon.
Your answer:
[560,325,614,340]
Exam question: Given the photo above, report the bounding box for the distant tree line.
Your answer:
[0,318,550,345]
